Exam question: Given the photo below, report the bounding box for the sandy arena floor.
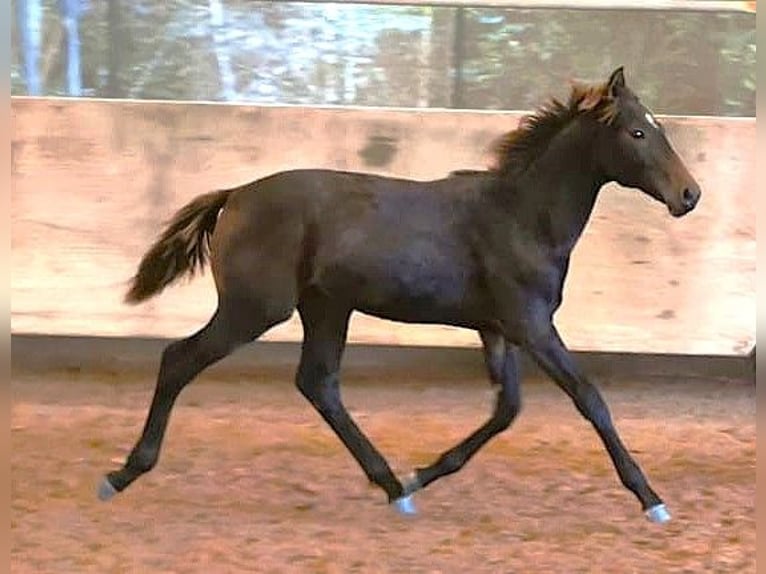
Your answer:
[11,368,755,573]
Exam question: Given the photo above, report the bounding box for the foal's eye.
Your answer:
[630,129,645,139]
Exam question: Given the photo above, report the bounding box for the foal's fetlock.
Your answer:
[386,472,423,517]
[388,474,421,517]
[381,481,405,504]
[126,447,158,474]
[97,448,156,502]
[400,471,422,496]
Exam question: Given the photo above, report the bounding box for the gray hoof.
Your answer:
[97,477,118,501]
[392,494,417,516]
[645,503,671,524]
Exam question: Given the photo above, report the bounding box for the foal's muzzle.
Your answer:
[668,185,701,217]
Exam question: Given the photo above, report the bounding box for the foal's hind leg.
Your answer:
[404,330,521,497]
[98,303,289,500]
[295,294,408,509]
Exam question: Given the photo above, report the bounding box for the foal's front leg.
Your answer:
[296,297,408,509]
[522,323,669,523]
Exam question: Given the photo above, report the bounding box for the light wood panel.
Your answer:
[11,97,755,355]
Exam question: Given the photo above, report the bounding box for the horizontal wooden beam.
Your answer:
[301,0,756,13]
[11,334,757,383]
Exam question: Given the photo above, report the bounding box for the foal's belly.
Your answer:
[356,299,486,329]
[357,274,479,325]
[316,246,490,329]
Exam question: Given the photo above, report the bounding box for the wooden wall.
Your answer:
[11,97,755,355]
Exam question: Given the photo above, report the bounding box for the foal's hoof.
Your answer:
[645,503,671,524]
[97,477,118,502]
[392,494,417,516]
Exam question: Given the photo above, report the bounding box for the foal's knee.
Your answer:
[295,373,317,403]
[295,363,339,406]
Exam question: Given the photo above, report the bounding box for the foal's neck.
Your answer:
[507,119,605,256]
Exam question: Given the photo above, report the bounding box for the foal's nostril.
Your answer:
[682,187,699,209]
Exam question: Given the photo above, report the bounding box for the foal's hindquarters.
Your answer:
[99,187,305,499]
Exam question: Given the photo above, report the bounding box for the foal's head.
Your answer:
[582,67,701,217]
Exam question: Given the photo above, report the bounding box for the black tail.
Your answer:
[125,189,231,304]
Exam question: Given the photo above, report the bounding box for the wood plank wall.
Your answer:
[11,97,755,355]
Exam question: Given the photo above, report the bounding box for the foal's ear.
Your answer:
[606,66,626,97]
